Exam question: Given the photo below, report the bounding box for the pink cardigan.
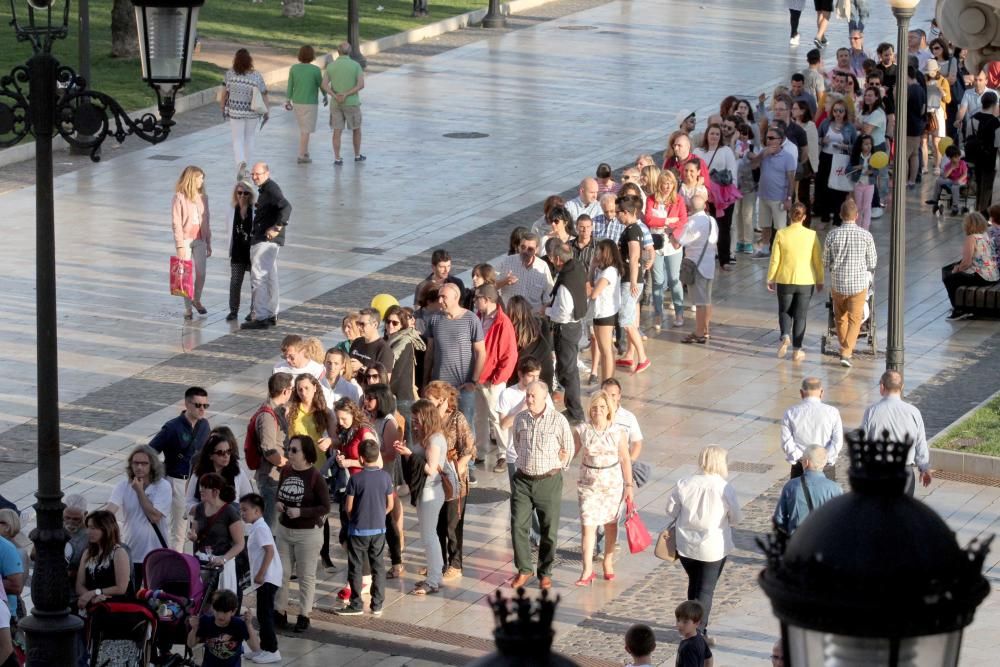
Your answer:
[171,193,211,248]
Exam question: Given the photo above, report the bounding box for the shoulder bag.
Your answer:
[679,222,711,285]
[800,474,815,512]
[251,86,268,116]
[653,524,678,561]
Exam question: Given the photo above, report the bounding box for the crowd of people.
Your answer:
[0,7,987,667]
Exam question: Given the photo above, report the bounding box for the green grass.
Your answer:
[0,0,483,135]
[935,394,1000,457]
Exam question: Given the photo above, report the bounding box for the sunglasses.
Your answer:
[386,319,401,326]
[193,402,210,409]
[213,449,231,456]
[366,373,381,380]
[236,191,250,197]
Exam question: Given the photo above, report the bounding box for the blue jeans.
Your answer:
[651,252,684,318]
[259,476,279,529]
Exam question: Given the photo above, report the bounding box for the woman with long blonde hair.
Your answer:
[172,165,211,320]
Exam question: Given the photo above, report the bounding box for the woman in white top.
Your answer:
[184,429,255,513]
[678,194,719,345]
[792,101,819,221]
[392,399,446,595]
[222,48,269,176]
[665,446,742,640]
[588,239,623,383]
[694,124,738,269]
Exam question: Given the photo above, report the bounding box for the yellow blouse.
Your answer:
[290,403,328,470]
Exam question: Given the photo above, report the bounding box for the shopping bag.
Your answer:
[169,256,194,299]
[828,153,854,192]
[624,498,652,554]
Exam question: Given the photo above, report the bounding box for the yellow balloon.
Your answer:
[370,294,399,319]
[869,151,889,170]
[938,136,954,155]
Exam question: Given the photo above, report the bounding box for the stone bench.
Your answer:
[956,283,1000,313]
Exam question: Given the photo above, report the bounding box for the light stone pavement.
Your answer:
[2,0,1000,665]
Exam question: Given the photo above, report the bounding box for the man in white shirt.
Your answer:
[105,445,172,584]
[565,177,602,222]
[600,378,644,460]
[272,334,325,379]
[544,241,587,424]
[780,377,843,479]
[320,348,363,408]
[957,70,999,137]
[860,370,931,496]
[495,233,554,309]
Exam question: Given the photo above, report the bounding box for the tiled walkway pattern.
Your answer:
[2,0,1000,665]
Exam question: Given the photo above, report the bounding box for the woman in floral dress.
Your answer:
[572,390,633,586]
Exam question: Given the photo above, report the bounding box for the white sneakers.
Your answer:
[249,650,282,663]
[790,34,800,46]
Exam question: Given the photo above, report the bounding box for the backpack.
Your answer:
[243,404,277,470]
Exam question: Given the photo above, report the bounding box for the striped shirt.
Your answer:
[426,310,484,386]
[512,406,574,476]
[823,223,877,296]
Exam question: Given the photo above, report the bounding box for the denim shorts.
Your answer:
[619,283,643,327]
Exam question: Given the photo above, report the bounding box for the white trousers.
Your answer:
[250,242,280,320]
[168,476,188,552]
[229,117,257,168]
[474,383,505,459]
[182,238,207,309]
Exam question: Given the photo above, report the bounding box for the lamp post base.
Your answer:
[482,13,506,29]
[20,609,83,666]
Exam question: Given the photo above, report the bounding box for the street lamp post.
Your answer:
[482,0,506,29]
[0,0,201,663]
[759,430,992,666]
[886,0,919,373]
[347,0,367,68]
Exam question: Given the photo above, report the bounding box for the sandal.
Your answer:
[387,564,405,579]
[681,334,707,344]
[410,582,439,595]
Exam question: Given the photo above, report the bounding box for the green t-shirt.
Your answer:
[286,62,324,105]
[326,57,363,107]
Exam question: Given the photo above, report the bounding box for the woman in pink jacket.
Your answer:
[172,166,211,320]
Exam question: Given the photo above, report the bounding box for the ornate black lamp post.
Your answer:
[886,0,920,373]
[759,430,992,666]
[347,0,367,68]
[0,0,201,663]
[482,0,506,29]
[468,589,579,666]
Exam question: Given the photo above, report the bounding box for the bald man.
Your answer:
[423,283,486,428]
[860,370,931,496]
[243,162,292,330]
[566,177,602,222]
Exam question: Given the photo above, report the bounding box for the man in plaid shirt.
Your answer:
[823,199,877,367]
[509,381,573,591]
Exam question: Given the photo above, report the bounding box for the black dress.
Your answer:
[229,206,254,314]
[84,544,131,597]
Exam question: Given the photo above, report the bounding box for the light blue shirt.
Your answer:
[773,471,844,535]
[860,395,929,471]
[758,149,797,202]
[0,536,22,612]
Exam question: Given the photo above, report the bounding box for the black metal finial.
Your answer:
[487,587,560,657]
[846,428,912,494]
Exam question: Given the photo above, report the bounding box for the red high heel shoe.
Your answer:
[575,573,597,587]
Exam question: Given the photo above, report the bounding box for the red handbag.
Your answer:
[624,498,652,554]
[169,255,194,299]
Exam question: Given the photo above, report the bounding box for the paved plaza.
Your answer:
[2,0,1000,664]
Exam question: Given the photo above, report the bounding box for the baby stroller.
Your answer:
[142,549,222,666]
[85,598,157,667]
[820,279,878,356]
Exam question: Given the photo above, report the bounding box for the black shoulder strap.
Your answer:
[799,474,815,512]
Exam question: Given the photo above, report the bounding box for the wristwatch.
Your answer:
[95,588,103,597]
